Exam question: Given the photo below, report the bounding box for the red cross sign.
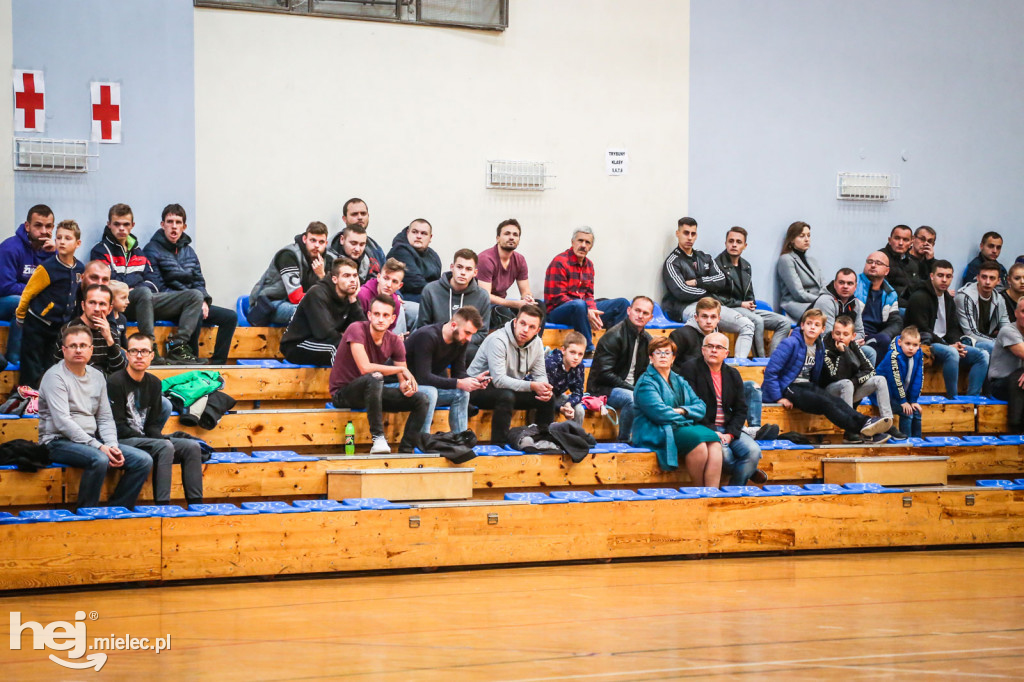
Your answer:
[13,70,45,132]
[91,82,121,143]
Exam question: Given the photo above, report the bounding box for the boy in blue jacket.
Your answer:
[763,308,891,442]
[877,327,924,438]
[15,220,84,387]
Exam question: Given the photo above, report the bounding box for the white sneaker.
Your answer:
[370,435,391,455]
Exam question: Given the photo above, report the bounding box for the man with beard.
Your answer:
[280,257,365,366]
[478,219,536,328]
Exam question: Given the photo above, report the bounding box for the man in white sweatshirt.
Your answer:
[38,325,152,510]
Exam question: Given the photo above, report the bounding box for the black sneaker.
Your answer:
[165,343,208,365]
[869,432,892,444]
[754,424,780,441]
[843,431,865,444]
[749,469,769,484]
[887,426,908,441]
[859,416,892,438]
[150,353,169,366]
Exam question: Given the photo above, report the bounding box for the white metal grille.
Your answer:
[836,172,899,201]
[485,160,553,191]
[13,138,97,173]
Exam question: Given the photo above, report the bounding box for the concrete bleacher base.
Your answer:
[2,488,1023,591]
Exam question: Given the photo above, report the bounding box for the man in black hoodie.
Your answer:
[90,203,206,364]
[280,257,365,366]
[879,225,916,305]
[905,259,988,398]
[386,218,441,330]
[415,249,491,361]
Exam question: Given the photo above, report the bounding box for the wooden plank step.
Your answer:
[823,456,949,485]
[326,467,474,501]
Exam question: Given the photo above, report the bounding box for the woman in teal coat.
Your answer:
[632,336,723,485]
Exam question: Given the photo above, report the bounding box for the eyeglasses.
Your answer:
[126,349,154,357]
[915,236,936,245]
[652,349,674,357]
[63,343,93,351]
[865,259,888,267]
[703,344,728,352]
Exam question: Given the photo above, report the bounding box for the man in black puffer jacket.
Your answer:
[144,204,238,365]
[586,296,654,441]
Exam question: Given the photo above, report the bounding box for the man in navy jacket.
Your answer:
[144,204,237,365]
[0,204,55,363]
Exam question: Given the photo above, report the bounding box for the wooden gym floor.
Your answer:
[2,547,1024,680]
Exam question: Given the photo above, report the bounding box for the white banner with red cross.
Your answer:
[13,70,45,132]
[91,82,121,143]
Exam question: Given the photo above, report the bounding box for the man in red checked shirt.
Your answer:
[544,226,629,356]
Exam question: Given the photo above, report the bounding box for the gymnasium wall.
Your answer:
[193,0,690,304]
[689,0,1024,305]
[9,0,195,250]
[1,0,13,223]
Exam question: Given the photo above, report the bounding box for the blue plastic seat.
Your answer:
[241,501,310,514]
[721,485,778,497]
[802,484,858,495]
[236,296,251,327]
[841,483,904,493]
[4,361,18,371]
[235,359,285,368]
[293,499,359,511]
[923,436,964,447]
[975,479,1018,488]
[19,509,94,522]
[582,358,592,368]
[0,511,32,524]
[550,491,612,503]
[342,497,411,509]
[324,402,366,412]
[78,506,151,519]
[592,489,659,501]
[135,505,207,517]
[591,442,649,453]
[637,488,700,499]
[503,492,568,504]
[961,435,1004,445]
[754,299,774,312]
[472,445,524,456]
[0,414,20,420]
[188,503,260,516]
[646,303,685,330]
[998,435,1024,445]
[252,450,318,462]
[544,322,570,330]
[763,484,817,496]
[680,486,743,498]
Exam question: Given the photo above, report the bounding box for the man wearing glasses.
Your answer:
[54,284,126,375]
[856,251,905,359]
[37,326,152,510]
[679,332,767,485]
[107,333,204,506]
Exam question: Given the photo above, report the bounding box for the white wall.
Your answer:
[689,0,1024,303]
[0,0,13,226]
[194,1,690,305]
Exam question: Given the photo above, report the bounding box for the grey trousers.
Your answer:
[127,287,205,346]
[730,306,792,357]
[121,436,204,504]
[825,376,894,421]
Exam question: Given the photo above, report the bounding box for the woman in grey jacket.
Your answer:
[776,221,825,320]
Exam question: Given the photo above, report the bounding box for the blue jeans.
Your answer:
[744,381,762,427]
[974,339,995,355]
[47,439,153,509]
[929,343,988,397]
[861,344,877,368]
[418,385,470,433]
[269,300,297,326]
[547,298,629,351]
[717,428,762,486]
[890,402,923,437]
[607,387,635,441]
[0,294,23,363]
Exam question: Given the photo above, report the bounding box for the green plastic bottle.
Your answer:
[344,420,356,455]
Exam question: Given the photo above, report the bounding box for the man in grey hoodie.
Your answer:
[467,304,555,444]
[955,260,1010,355]
[415,249,491,361]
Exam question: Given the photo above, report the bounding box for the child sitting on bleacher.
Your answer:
[545,331,587,425]
[15,219,84,388]
[107,281,131,357]
[877,326,924,438]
